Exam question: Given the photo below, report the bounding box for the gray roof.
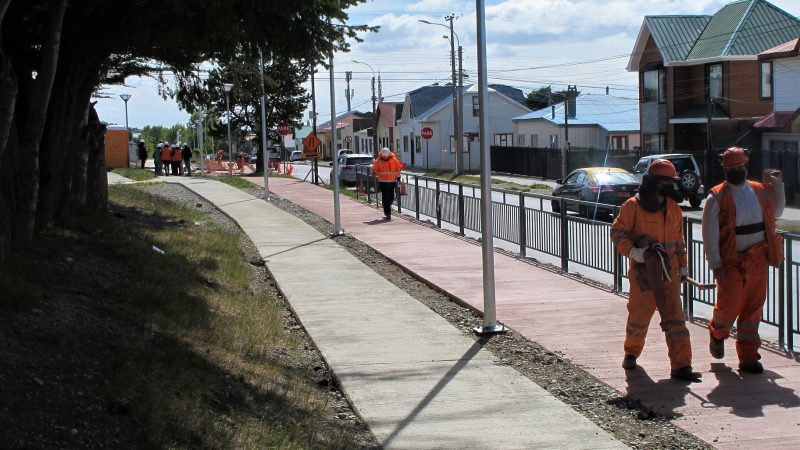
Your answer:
[488,84,526,105]
[407,85,454,119]
[646,16,711,63]
[512,94,639,132]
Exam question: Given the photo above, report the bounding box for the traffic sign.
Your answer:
[345,135,352,143]
[421,127,433,140]
[302,133,321,159]
[277,122,291,136]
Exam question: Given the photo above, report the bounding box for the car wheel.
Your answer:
[551,199,560,213]
[678,170,699,193]
[689,195,702,208]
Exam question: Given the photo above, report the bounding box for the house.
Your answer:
[375,101,403,154]
[627,0,800,153]
[316,111,374,159]
[755,37,800,151]
[395,83,530,171]
[512,93,640,151]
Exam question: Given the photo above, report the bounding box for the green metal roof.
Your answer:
[646,16,711,63]
[686,0,800,60]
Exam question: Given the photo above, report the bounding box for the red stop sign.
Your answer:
[421,127,433,140]
[277,122,291,136]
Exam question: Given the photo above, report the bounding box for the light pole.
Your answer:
[120,94,131,166]
[419,17,463,173]
[223,83,234,172]
[352,60,378,156]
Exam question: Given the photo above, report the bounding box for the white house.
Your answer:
[755,37,800,152]
[395,83,530,172]
[512,93,640,151]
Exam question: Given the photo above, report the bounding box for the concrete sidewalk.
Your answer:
[252,176,800,449]
[166,177,623,449]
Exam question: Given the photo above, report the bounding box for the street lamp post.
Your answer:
[419,17,463,174]
[352,60,378,156]
[120,94,131,166]
[223,83,234,173]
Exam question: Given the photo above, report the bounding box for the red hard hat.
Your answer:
[647,159,678,179]
[722,147,749,169]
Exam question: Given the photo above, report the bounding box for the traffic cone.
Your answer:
[286,164,294,176]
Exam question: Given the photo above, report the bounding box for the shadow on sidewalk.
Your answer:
[622,366,690,418]
[262,237,329,259]
[382,336,492,448]
[705,363,800,418]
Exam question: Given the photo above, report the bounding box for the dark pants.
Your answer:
[379,181,396,218]
[172,161,182,175]
[139,159,146,169]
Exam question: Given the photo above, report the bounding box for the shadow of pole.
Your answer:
[381,336,491,448]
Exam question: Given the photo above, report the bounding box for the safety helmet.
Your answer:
[647,159,678,179]
[380,147,390,157]
[722,147,749,169]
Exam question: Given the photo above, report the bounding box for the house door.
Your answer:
[410,133,415,165]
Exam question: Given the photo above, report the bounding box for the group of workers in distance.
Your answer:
[611,147,784,381]
[149,142,193,176]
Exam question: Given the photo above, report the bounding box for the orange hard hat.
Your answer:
[647,159,678,179]
[722,147,749,169]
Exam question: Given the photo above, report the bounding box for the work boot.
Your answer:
[709,335,725,359]
[739,361,764,374]
[621,354,637,370]
[670,366,702,381]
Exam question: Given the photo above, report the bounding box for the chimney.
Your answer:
[551,105,556,119]
[567,85,578,120]
[605,86,609,95]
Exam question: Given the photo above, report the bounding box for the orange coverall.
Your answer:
[610,197,691,369]
[704,181,782,364]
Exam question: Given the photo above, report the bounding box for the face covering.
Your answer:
[658,183,682,202]
[726,169,746,185]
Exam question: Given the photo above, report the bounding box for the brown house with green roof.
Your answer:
[627,0,800,163]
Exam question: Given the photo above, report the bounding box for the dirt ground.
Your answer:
[243,186,712,450]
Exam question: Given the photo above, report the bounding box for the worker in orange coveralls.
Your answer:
[611,159,700,381]
[703,147,785,374]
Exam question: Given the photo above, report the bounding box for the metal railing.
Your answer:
[351,168,799,351]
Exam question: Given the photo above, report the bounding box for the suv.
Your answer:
[632,154,704,208]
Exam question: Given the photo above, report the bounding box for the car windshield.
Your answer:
[592,172,638,184]
[633,160,649,174]
[668,157,694,173]
[344,156,373,165]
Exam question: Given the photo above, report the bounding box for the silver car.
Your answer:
[337,154,374,186]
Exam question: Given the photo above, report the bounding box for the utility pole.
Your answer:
[446,14,462,174]
[457,45,464,173]
[345,71,353,112]
[705,98,714,184]
[562,85,577,179]
[371,75,377,155]
[311,68,319,185]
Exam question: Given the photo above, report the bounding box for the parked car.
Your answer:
[551,167,640,218]
[632,154,704,208]
[337,153,374,186]
[290,150,304,162]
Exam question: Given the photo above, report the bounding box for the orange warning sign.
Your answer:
[302,133,321,159]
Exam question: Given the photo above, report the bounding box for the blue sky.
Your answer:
[94,0,800,130]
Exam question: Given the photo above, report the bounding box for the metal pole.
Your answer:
[198,114,204,176]
[225,92,233,174]
[563,98,569,179]
[457,45,464,173]
[474,0,504,335]
[311,68,319,185]
[329,31,343,236]
[447,15,461,174]
[372,75,378,156]
[259,47,269,200]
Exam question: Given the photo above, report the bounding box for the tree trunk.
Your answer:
[0,50,17,164]
[0,0,12,26]
[85,104,106,212]
[13,0,66,244]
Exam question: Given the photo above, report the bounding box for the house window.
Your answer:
[410,135,415,153]
[518,134,526,146]
[494,133,512,147]
[643,133,666,152]
[403,136,409,153]
[415,136,421,153]
[472,96,479,117]
[611,135,628,150]
[531,134,538,147]
[760,61,772,99]
[550,134,559,148]
[642,69,665,103]
[708,63,723,100]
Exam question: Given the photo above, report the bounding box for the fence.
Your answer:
[353,167,798,351]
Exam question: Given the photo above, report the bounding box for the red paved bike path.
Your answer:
[259,177,800,449]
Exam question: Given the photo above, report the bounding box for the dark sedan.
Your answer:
[551,167,639,218]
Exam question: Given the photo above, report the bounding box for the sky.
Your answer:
[93,0,800,130]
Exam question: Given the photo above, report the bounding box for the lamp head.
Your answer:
[119,94,131,102]
[222,83,233,94]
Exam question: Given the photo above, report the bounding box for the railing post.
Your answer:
[560,199,568,273]
[683,218,692,321]
[435,179,442,228]
[458,184,465,235]
[415,175,420,221]
[518,192,526,257]
[786,238,793,352]
[612,207,622,293]
[367,170,372,204]
[779,258,785,350]
[397,175,403,215]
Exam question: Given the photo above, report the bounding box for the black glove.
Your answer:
[396,177,401,182]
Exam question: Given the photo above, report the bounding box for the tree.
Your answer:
[525,86,579,111]
[0,0,373,263]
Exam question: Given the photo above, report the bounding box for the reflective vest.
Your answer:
[610,196,687,272]
[161,146,171,162]
[709,181,783,267]
[372,153,405,182]
[172,147,182,162]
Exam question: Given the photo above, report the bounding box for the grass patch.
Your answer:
[423,172,551,192]
[778,219,800,234]
[213,176,258,189]
[111,167,156,181]
[2,184,366,448]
